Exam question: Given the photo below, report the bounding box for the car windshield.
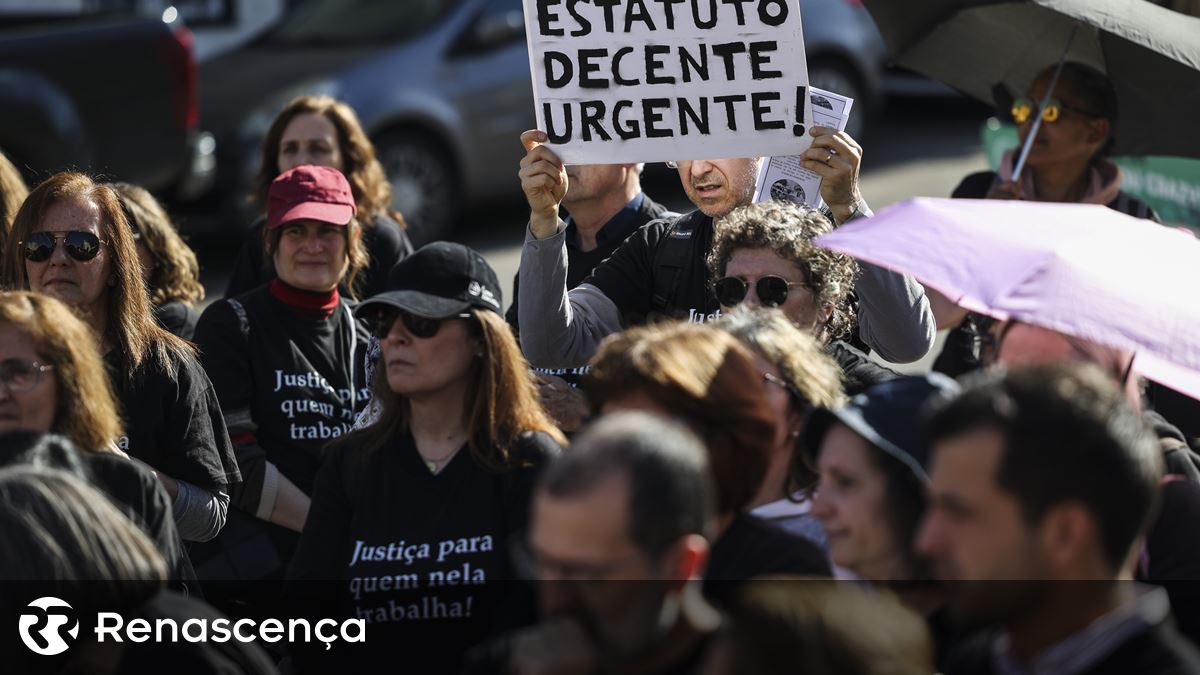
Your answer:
[263,0,460,46]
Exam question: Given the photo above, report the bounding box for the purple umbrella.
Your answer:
[816,198,1200,398]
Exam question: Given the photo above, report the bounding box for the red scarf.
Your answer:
[269,279,339,320]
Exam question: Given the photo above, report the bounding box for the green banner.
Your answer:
[982,119,1200,227]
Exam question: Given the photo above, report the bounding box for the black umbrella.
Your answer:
[862,0,1200,158]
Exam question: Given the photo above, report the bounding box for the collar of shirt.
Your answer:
[564,192,646,249]
[751,494,813,521]
[991,585,1170,675]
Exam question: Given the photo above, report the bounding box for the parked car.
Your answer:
[197,0,948,242]
[0,6,214,200]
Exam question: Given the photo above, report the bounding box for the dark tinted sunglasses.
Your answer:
[21,231,104,263]
[372,308,473,339]
[714,275,808,308]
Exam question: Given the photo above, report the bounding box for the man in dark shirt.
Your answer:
[917,364,1200,675]
[507,161,671,431]
[515,127,937,371]
[467,412,720,675]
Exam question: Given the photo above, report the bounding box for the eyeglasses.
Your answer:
[1010,97,1102,125]
[21,231,104,263]
[714,275,809,308]
[0,358,53,393]
[372,308,473,339]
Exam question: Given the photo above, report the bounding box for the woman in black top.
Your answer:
[2,173,239,544]
[194,166,371,583]
[112,182,206,340]
[225,95,413,299]
[288,242,565,672]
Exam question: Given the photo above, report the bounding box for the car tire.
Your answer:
[373,130,460,245]
[807,57,872,141]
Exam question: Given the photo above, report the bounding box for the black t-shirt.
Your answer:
[194,285,370,499]
[225,213,414,300]
[584,209,721,326]
[155,300,200,340]
[704,513,831,605]
[287,429,560,671]
[106,345,240,492]
[86,452,191,583]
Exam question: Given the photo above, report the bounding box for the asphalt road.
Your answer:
[195,95,992,372]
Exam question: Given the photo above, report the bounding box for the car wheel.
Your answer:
[374,130,460,245]
[807,58,870,140]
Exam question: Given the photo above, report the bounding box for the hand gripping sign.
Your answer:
[523,0,814,164]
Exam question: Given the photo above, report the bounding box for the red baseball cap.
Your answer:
[267,165,357,230]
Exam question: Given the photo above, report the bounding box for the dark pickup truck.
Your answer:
[0,10,214,199]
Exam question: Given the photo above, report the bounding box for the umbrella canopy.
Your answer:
[862,0,1200,158]
[815,198,1200,398]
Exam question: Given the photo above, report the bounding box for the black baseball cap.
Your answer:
[356,241,502,319]
[802,373,961,483]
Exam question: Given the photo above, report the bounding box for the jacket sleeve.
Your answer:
[847,205,937,364]
[224,228,267,299]
[517,223,625,369]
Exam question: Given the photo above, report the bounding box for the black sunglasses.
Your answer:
[21,231,104,263]
[372,308,473,340]
[714,275,808,308]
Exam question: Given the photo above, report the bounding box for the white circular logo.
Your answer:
[18,597,79,656]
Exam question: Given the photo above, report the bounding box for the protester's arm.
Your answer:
[517,223,625,368]
[516,129,627,367]
[801,127,936,362]
[287,445,353,581]
[170,481,229,542]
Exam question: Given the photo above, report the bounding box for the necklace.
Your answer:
[419,444,463,475]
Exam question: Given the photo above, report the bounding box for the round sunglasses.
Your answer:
[1010,97,1102,125]
[714,275,809,308]
[371,308,474,340]
[21,231,105,263]
[0,358,54,394]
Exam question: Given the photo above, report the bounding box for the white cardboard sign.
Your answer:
[522,0,814,164]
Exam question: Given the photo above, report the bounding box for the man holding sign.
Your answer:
[515,0,933,369]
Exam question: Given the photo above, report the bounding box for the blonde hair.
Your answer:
[2,172,192,375]
[345,310,565,469]
[112,182,205,307]
[0,292,123,453]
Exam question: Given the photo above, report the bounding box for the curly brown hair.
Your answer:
[252,95,403,228]
[708,201,859,342]
[0,149,29,256]
[111,183,205,307]
[0,291,123,453]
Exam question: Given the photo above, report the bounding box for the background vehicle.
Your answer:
[197,0,952,243]
[0,5,214,200]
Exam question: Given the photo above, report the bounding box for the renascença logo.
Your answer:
[19,597,79,655]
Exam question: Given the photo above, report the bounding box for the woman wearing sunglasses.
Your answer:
[953,62,1155,217]
[192,166,370,586]
[287,241,565,671]
[707,200,898,396]
[0,173,239,544]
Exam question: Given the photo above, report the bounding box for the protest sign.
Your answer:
[753,86,854,211]
[522,0,813,164]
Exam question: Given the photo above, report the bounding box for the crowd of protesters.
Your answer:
[2,60,1200,675]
